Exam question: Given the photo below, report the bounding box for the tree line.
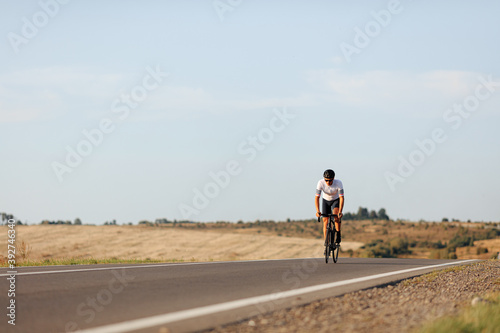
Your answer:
[342,207,389,220]
[1,207,390,226]
[40,218,82,225]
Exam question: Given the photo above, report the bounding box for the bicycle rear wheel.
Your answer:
[324,230,330,263]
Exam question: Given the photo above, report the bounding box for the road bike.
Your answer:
[318,213,340,263]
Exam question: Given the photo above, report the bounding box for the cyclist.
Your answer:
[315,169,344,246]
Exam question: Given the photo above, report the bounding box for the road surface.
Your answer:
[0,258,477,333]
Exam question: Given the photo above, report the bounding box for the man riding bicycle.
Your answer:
[315,169,344,246]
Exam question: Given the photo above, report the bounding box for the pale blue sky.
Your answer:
[1,0,499,224]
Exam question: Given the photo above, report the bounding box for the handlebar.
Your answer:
[317,213,339,223]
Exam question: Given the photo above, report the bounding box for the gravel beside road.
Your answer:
[205,260,499,333]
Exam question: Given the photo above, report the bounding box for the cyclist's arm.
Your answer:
[315,182,322,216]
[338,192,344,218]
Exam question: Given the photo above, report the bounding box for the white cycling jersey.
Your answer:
[316,179,344,201]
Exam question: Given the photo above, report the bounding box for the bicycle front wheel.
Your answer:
[332,230,339,263]
[332,243,339,263]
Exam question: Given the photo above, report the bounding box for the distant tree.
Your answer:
[378,208,389,220]
[1,212,17,225]
[139,220,153,226]
[74,218,82,225]
[442,218,449,222]
[155,218,172,224]
[369,210,378,219]
[343,212,354,220]
[357,207,369,220]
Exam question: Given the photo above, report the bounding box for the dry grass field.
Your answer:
[0,225,362,264]
[163,219,499,260]
[0,219,498,265]
[456,238,500,259]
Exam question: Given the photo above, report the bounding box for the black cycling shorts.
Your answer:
[322,198,339,215]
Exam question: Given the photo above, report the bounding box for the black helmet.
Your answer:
[323,169,335,179]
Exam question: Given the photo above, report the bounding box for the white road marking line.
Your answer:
[75,259,477,333]
[0,257,313,277]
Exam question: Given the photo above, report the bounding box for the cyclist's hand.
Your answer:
[338,212,343,219]
[315,211,321,218]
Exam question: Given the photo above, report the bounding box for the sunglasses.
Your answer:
[324,178,333,182]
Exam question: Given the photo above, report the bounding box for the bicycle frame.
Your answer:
[318,213,340,263]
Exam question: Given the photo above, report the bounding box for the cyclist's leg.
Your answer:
[322,199,332,244]
[323,217,329,244]
[332,199,341,243]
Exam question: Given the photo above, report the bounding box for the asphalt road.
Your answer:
[0,258,477,333]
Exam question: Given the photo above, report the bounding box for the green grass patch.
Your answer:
[417,292,500,333]
[422,264,466,281]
